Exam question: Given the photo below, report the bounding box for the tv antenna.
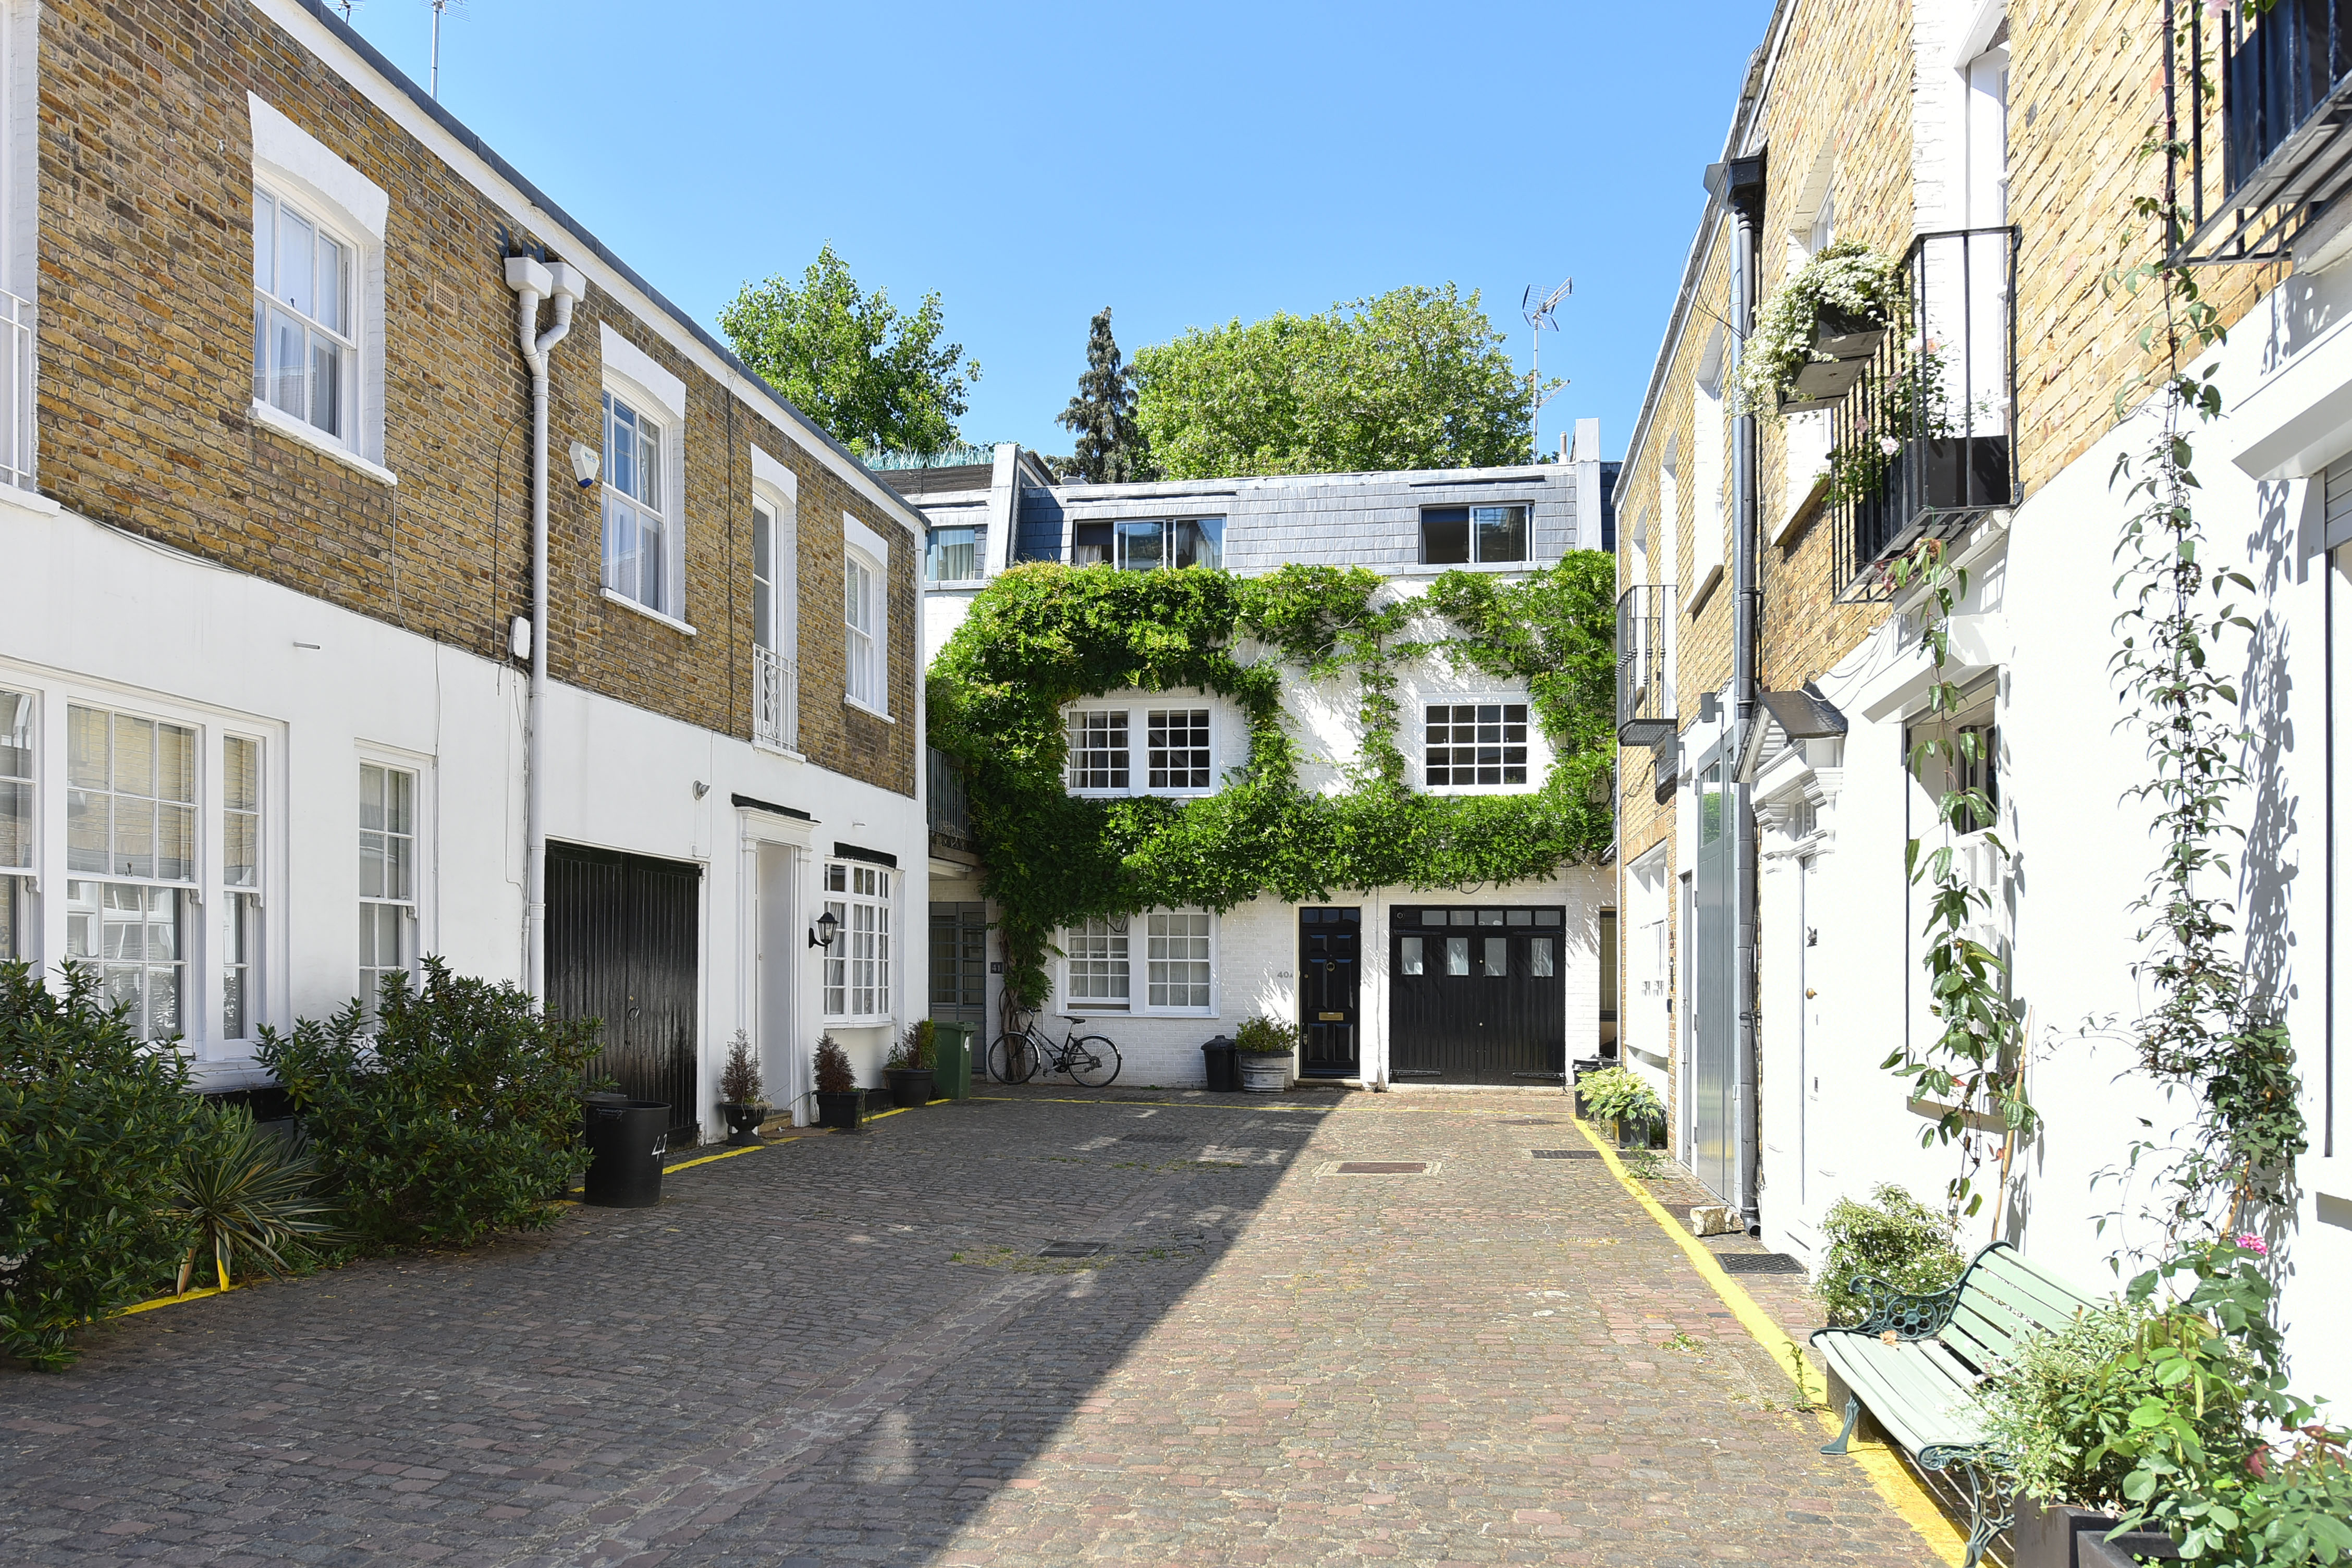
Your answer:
[1522,277,1572,452]
[426,0,467,100]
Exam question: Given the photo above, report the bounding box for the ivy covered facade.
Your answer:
[915,447,1621,1091]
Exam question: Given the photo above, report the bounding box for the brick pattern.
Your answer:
[33,0,913,796]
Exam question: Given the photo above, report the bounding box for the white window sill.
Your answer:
[753,739,806,762]
[822,1016,894,1028]
[1684,561,1724,616]
[1392,560,1537,577]
[600,588,697,636]
[249,399,396,486]
[0,481,59,521]
[1422,785,1542,797]
[844,696,895,723]
[926,578,987,590]
[1065,787,1216,800]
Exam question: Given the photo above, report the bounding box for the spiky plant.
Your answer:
[168,1104,340,1294]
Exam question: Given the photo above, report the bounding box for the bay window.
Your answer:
[823,859,893,1019]
[359,762,416,1019]
[65,705,196,1042]
[221,737,261,1040]
[0,688,28,960]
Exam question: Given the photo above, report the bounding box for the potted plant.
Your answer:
[716,1030,770,1147]
[1234,1014,1297,1093]
[1736,240,1904,414]
[883,1019,937,1109]
[1577,1065,1667,1149]
[812,1034,863,1131]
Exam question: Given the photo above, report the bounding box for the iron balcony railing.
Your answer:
[1812,227,2020,603]
[0,290,30,491]
[2166,0,2352,263]
[753,645,796,752]
[1615,583,1674,746]
[928,746,974,853]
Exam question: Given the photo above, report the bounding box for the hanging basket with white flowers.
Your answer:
[1736,240,1905,415]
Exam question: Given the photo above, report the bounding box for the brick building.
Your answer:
[0,0,929,1139]
[1614,0,2352,1399]
[913,438,1618,1089]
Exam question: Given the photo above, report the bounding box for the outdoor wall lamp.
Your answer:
[808,909,838,950]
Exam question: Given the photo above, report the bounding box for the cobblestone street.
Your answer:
[3,1091,1942,1566]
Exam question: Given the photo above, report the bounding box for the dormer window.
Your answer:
[1419,505,1529,565]
[1071,516,1224,570]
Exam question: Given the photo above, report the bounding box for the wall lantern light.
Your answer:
[808,909,839,950]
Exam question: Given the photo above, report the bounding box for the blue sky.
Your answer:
[342,1,1770,463]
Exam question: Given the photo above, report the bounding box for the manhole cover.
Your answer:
[1715,1253,1805,1275]
[1038,1240,1108,1258]
[1498,1117,1561,1125]
[1336,1161,1426,1174]
[1529,1149,1599,1160]
[1119,1134,1187,1144]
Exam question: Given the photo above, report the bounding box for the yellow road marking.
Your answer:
[1572,1117,1970,1567]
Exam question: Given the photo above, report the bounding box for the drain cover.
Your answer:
[1498,1117,1561,1125]
[1716,1252,1806,1275]
[1119,1134,1187,1144]
[1529,1149,1598,1160]
[1038,1240,1109,1258]
[1336,1161,1426,1174]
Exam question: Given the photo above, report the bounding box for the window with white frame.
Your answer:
[602,389,668,615]
[822,860,892,1018]
[0,688,31,961]
[1145,909,1212,1009]
[358,762,416,1019]
[926,525,983,583]
[221,736,261,1040]
[1906,676,1998,828]
[1064,914,1130,1007]
[1066,710,1130,790]
[844,547,886,713]
[1060,909,1215,1013]
[252,184,358,444]
[65,705,196,1042]
[1425,702,1529,787]
[1147,709,1211,789]
[753,498,779,654]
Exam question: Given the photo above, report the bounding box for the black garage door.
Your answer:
[1389,905,1566,1085]
[545,841,702,1143]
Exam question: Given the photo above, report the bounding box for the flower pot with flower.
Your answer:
[716,1029,769,1147]
[884,1019,937,1108]
[812,1034,864,1130]
[1234,1014,1297,1093]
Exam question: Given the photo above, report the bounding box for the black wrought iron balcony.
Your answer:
[1824,227,2021,602]
[1615,584,1675,746]
[2167,0,2352,263]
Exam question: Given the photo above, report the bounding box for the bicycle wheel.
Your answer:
[1064,1035,1122,1088]
[988,1030,1040,1084]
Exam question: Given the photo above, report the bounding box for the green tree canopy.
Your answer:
[1055,307,1154,483]
[1131,284,1536,480]
[719,242,980,458]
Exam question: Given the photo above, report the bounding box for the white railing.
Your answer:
[0,290,31,491]
[754,645,796,752]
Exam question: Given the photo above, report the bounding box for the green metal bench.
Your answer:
[1810,1240,2101,1567]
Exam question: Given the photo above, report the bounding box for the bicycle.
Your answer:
[988,1014,1123,1087]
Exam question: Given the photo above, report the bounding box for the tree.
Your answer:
[719,243,980,458]
[1131,284,1538,480]
[1056,307,1154,483]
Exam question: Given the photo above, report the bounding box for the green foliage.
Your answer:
[889,1019,936,1071]
[1576,1066,1663,1125]
[1736,240,1904,413]
[167,1102,339,1295]
[1811,1183,1965,1326]
[1056,307,1154,483]
[1131,284,1538,479]
[720,1029,763,1104]
[928,557,1617,1007]
[813,1034,856,1095]
[719,242,980,458]
[255,960,603,1251]
[1234,1014,1299,1056]
[0,961,200,1370]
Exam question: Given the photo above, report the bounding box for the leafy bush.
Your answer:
[720,1030,764,1104]
[1235,1014,1299,1056]
[255,960,603,1250]
[1735,240,1903,413]
[813,1034,856,1095]
[1811,1183,1964,1325]
[167,1102,340,1294]
[888,1019,936,1071]
[0,962,201,1370]
[1577,1065,1663,1124]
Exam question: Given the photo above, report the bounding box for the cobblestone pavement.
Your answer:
[2,1088,1940,1566]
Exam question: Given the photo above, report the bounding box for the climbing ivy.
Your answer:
[928,557,1618,1008]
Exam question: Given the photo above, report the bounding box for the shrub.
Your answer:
[167,1102,340,1294]
[1577,1065,1663,1124]
[255,960,603,1250]
[0,961,201,1370]
[1811,1183,1964,1325]
[888,1019,936,1071]
[720,1030,764,1104]
[1235,1014,1299,1056]
[813,1034,856,1094]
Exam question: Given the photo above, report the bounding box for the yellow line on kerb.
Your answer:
[1573,1117,1970,1567]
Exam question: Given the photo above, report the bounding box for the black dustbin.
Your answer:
[1201,1035,1242,1093]
[583,1099,670,1207]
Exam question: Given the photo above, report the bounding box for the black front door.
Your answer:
[1299,906,1360,1075]
[545,841,702,1143]
[1389,905,1567,1085]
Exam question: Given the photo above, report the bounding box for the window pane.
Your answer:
[254,194,274,292]
[1446,936,1469,975]
[1065,710,1131,790]
[1400,936,1424,976]
[1147,708,1210,790]
[1473,505,1528,563]
[1483,937,1509,976]
[359,764,385,831]
[270,308,306,416]
[1529,937,1555,978]
[276,206,313,318]
[639,420,662,510]
[1173,517,1224,570]
[640,514,665,612]
[316,234,348,335]
[157,803,194,883]
[1421,507,1470,565]
[1116,519,1163,571]
[311,335,341,435]
[113,714,153,800]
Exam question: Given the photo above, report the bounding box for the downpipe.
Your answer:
[504,254,584,1000]
[1725,156,1766,1229]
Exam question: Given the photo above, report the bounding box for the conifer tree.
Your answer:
[1056,308,1153,483]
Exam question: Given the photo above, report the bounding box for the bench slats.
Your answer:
[1969,1248,2099,1329]
[1943,1296,2033,1370]
[1816,1333,1986,1452]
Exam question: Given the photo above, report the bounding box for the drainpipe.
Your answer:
[505,253,585,999]
[1722,153,1767,1228]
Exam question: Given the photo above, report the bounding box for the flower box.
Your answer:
[1812,308,1887,361]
